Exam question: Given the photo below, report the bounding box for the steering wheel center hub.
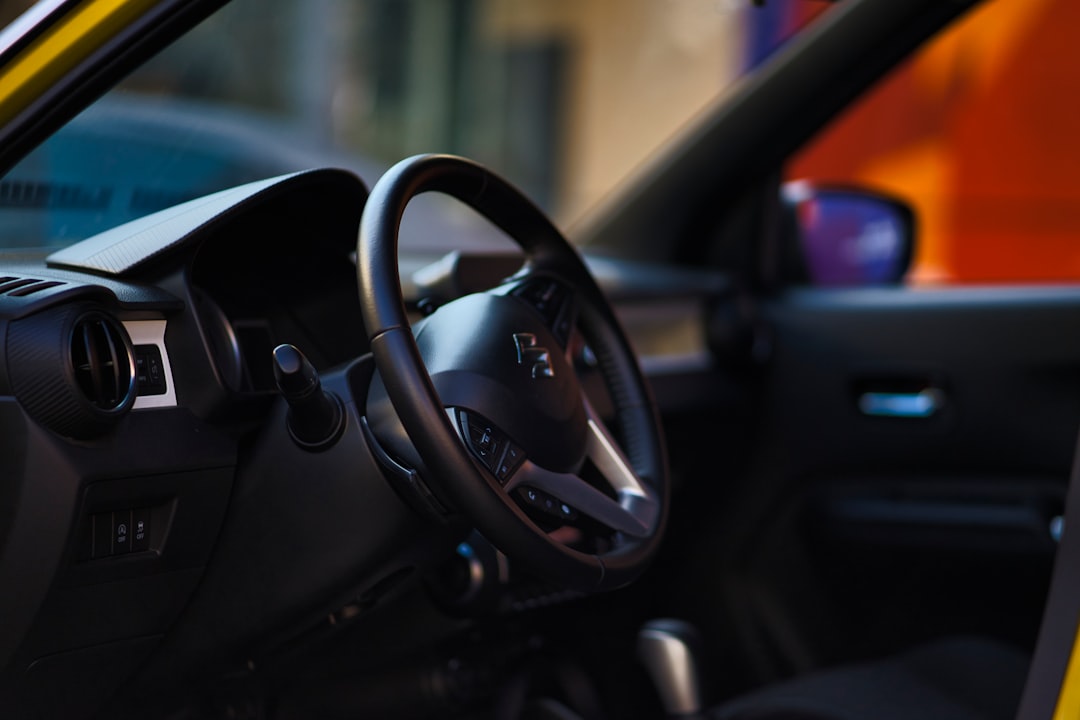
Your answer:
[417,292,587,472]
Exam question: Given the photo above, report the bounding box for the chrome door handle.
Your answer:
[858,388,943,418]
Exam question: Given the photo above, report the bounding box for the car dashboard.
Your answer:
[0,167,729,719]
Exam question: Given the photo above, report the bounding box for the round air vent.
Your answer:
[70,312,136,412]
[8,305,137,439]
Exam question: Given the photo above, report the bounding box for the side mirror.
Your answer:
[781,181,915,286]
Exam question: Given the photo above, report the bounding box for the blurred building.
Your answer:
[121,0,745,224]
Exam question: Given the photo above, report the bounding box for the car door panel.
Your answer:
[738,285,1080,662]
[764,286,1080,477]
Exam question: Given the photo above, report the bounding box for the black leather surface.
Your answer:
[714,637,1029,720]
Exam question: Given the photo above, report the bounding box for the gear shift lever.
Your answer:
[273,344,345,450]
[637,619,705,718]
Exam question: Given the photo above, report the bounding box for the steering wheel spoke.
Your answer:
[505,462,652,539]
[583,396,653,504]
[499,398,658,540]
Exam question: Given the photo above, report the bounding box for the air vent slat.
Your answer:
[71,314,134,412]
[0,276,67,297]
[102,320,122,406]
[0,278,38,294]
[8,280,64,297]
[85,322,104,404]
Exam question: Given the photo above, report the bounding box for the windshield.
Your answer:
[0,0,829,250]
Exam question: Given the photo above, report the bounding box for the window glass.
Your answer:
[0,0,832,250]
[788,0,1080,285]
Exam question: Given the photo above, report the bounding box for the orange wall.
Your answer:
[788,0,1080,284]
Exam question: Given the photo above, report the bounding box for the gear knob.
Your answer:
[637,619,705,717]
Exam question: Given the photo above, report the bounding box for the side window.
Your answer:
[786,0,1080,285]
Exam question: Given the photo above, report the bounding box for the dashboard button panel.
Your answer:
[86,507,154,560]
[134,344,168,396]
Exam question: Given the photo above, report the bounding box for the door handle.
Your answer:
[857,388,944,418]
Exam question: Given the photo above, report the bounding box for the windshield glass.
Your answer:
[0,0,830,250]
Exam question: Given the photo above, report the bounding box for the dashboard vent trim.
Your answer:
[70,313,136,412]
[8,306,137,439]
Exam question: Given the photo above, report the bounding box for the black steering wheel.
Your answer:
[358,154,668,592]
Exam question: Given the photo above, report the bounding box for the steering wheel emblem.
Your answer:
[513,333,554,379]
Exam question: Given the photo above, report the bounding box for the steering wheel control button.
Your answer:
[112,510,132,554]
[131,508,151,553]
[456,409,526,483]
[458,410,514,474]
[495,443,524,483]
[472,425,501,464]
[517,486,578,522]
[134,344,168,396]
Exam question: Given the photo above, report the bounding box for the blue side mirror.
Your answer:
[782,182,915,286]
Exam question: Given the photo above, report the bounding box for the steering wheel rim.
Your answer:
[358,154,668,592]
